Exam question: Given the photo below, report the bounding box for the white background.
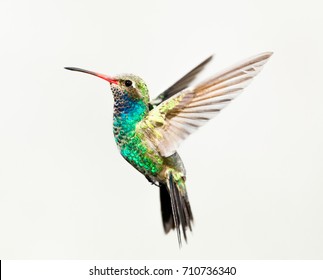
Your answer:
[0,0,322,259]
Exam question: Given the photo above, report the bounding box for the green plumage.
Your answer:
[111,86,163,176]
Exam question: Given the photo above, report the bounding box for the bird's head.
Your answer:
[65,67,150,104]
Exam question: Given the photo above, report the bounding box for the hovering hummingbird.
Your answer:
[65,52,272,246]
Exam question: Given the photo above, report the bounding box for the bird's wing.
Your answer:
[150,55,213,107]
[138,52,272,157]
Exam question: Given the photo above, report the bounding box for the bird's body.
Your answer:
[111,76,184,181]
[110,75,192,240]
[65,52,272,246]
[112,84,162,178]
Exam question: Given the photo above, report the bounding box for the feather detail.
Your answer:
[151,55,213,106]
[137,52,272,157]
[163,170,193,246]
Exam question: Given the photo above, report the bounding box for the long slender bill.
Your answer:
[65,67,118,84]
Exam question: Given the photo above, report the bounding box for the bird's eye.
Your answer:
[125,80,132,87]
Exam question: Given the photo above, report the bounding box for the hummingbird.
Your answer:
[65,52,272,246]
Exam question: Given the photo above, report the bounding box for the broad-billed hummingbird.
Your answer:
[65,52,272,246]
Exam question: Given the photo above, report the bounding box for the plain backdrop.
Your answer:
[0,0,322,259]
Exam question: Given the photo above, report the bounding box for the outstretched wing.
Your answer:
[138,52,273,157]
[150,55,213,107]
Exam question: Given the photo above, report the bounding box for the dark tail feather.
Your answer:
[160,182,175,233]
[160,172,193,246]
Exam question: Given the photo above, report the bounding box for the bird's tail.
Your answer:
[159,170,193,246]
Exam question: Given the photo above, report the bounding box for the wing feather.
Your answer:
[138,52,272,157]
[150,55,213,106]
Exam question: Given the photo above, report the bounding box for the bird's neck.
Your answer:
[113,95,148,145]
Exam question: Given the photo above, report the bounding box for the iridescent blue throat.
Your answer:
[112,92,147,144]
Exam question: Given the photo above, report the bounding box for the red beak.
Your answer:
[65,67,118,84]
